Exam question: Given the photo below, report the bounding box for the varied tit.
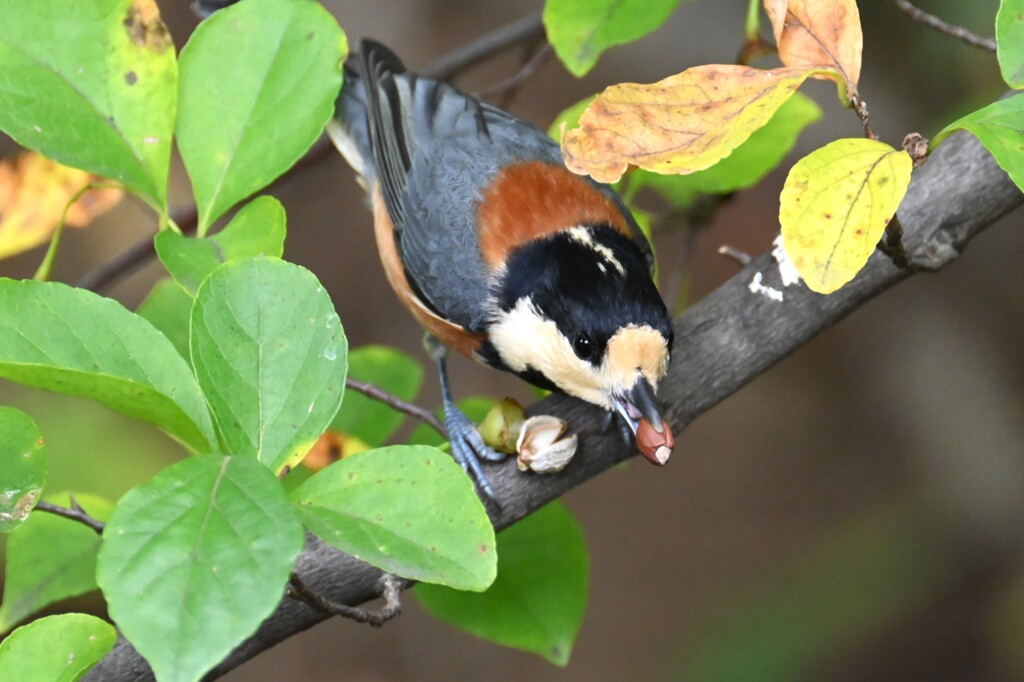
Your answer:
[328,40,675,498]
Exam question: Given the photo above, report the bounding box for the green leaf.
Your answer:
[416,501,588,665]
[406,397,495,448]
[0,0,177,205]
[155,196,287,296]
[177,0,347,230]
[96,455,304,682]
[997,0,1024,88]
[0,613,116,682]
[0,407,47,533]
[629,91,822,203]
[333,345,424,447]
[780,138,912,294]
[544,0,684,77]
[933,94,1024,193]
[291,445,497,590]
[190,258,347,472]
[137,278,193,360]
[0,279,217,453]
[0,493,113,633]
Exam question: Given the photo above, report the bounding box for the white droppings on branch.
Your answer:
[772,235,802,287]
[748,236,800,302]
[748,272,784,302]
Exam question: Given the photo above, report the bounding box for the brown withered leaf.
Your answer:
[561,65,824,183]
[0,152,123,260]
[763,0,862,98]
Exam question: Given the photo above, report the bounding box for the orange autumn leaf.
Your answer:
[300,430,372,472]
[0,152,123,259]
[763,0,862,98]
[561,65,824,183]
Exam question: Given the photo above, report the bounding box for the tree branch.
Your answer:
[894,0,997,52]
[84,97,1023,679]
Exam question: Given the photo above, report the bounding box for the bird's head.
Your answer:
[487,224,674,461]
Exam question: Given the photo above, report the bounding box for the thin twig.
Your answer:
[476,42,554,102]
[718,245,753,267]
[894,0,996,52]
[422,12,545,81]
[850,95,878,140]
[35,496,105,534]
[660,193,732,313]
[345,378,447,437]
[287,573,402,627]
[73,136,337,292]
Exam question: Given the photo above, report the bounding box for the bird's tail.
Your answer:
[328,40,409,191]
[327,59,374,189]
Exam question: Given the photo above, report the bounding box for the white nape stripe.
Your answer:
[566,226,626,276]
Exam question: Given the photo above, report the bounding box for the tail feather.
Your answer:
[327,59,373,188]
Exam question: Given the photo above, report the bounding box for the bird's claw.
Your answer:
[444,406,504,501]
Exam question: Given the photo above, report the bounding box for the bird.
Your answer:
[328,39,675,499]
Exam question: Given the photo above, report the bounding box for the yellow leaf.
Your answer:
[780,138,912,294]
[763,0,862,98]
[561,65,825,183]
[0,152,123,260]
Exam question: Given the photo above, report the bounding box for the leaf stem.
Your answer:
[894,0,996,52]
[745,0,760,41]
[737,0,774,65]
[33,181,120,282]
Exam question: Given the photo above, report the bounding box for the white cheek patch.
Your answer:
[488,298,610,407]
[566,226,626,276]
[488,301,672,410]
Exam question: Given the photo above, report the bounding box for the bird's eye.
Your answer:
[572,332,593,360]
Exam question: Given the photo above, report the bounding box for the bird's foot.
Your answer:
[444,401,506,502]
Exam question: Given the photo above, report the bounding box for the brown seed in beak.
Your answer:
[636,418,674,465]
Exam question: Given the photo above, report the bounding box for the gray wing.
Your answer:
[360,40,562,332]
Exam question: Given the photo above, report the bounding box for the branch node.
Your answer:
[36,496,105,534]
[850,95,878,141]
[902,132,930,166]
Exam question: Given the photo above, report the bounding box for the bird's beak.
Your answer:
[612,376,674,465]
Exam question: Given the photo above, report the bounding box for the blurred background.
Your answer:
[2,0,1023,679]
